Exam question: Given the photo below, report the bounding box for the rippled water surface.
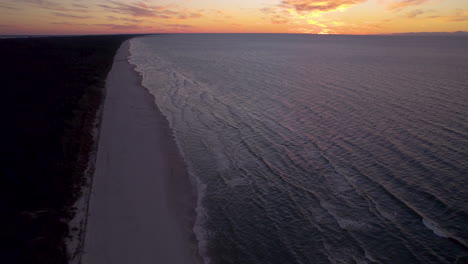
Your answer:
[129,34,468,264]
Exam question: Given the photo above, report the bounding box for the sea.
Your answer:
[128,34,468,264]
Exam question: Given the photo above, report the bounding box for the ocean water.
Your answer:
[128,34,468,264]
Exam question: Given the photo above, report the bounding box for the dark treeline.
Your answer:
[0,35,142,263]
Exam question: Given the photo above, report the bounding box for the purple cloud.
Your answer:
[52,12,92,19]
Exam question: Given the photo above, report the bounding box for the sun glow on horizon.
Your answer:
[0,0,467,35]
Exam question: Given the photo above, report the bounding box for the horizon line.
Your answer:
[1,31,468,37]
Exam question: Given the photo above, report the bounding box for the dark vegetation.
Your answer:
[0,35,143,264]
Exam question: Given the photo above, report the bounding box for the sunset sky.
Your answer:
[0,0,467,35]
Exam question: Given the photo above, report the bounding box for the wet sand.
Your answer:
[82,40,200,264]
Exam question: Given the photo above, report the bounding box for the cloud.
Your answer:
[72,4,88,9]
[429,9,468,22]
[0,4,20,10]
[100,0,165,17]
[106,15,143,23]
[176,12,203,19]
[450,9,468,21]
[98,1,204,21]
[271,15,290,24]
[12,0,61,9]
[262,0,368,30]
[386,0,431,11]
[261,7,293,25]
[97,23,145,30]
[158,24,196,32]
[262,0,368,28]
[6,0,89,13]
[289,18,389,34]
[448,17,468,21]
[288,24,325,33]
[51,22,88,26]
[52,12,92,19]
[165,24,195,29]
[280,0,368,14]
[15,0,52,4]
[406,9,425,18]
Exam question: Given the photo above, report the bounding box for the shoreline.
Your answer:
[82,39,201,264]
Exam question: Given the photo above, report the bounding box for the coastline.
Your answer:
[82,39,201,264]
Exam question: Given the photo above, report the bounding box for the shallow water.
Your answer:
[129,34,468,264]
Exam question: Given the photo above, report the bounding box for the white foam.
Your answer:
[422,218,449,238]
[128,37,211,264]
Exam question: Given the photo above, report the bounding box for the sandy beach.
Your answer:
[82,40,200,264]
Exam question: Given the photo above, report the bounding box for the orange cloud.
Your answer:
[406,9,426,17]
[164,24,195,29]
[428,9,468,22]
[387,0,432,10]
[261,7,292,24]
[281,0,368,14]
[262,0,370,34]
[271,14,290,24]
[1,0,466,35]
[176,12,203,19]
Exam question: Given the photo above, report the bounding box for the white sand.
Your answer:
[82,40,199,264]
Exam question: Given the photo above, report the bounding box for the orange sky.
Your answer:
[0,0,467,35]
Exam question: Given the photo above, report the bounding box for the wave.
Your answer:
[423,218,449,238]
[126,34,468,264]
[128,38,211,264]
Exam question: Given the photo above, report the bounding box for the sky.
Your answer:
[0,0,467,35]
